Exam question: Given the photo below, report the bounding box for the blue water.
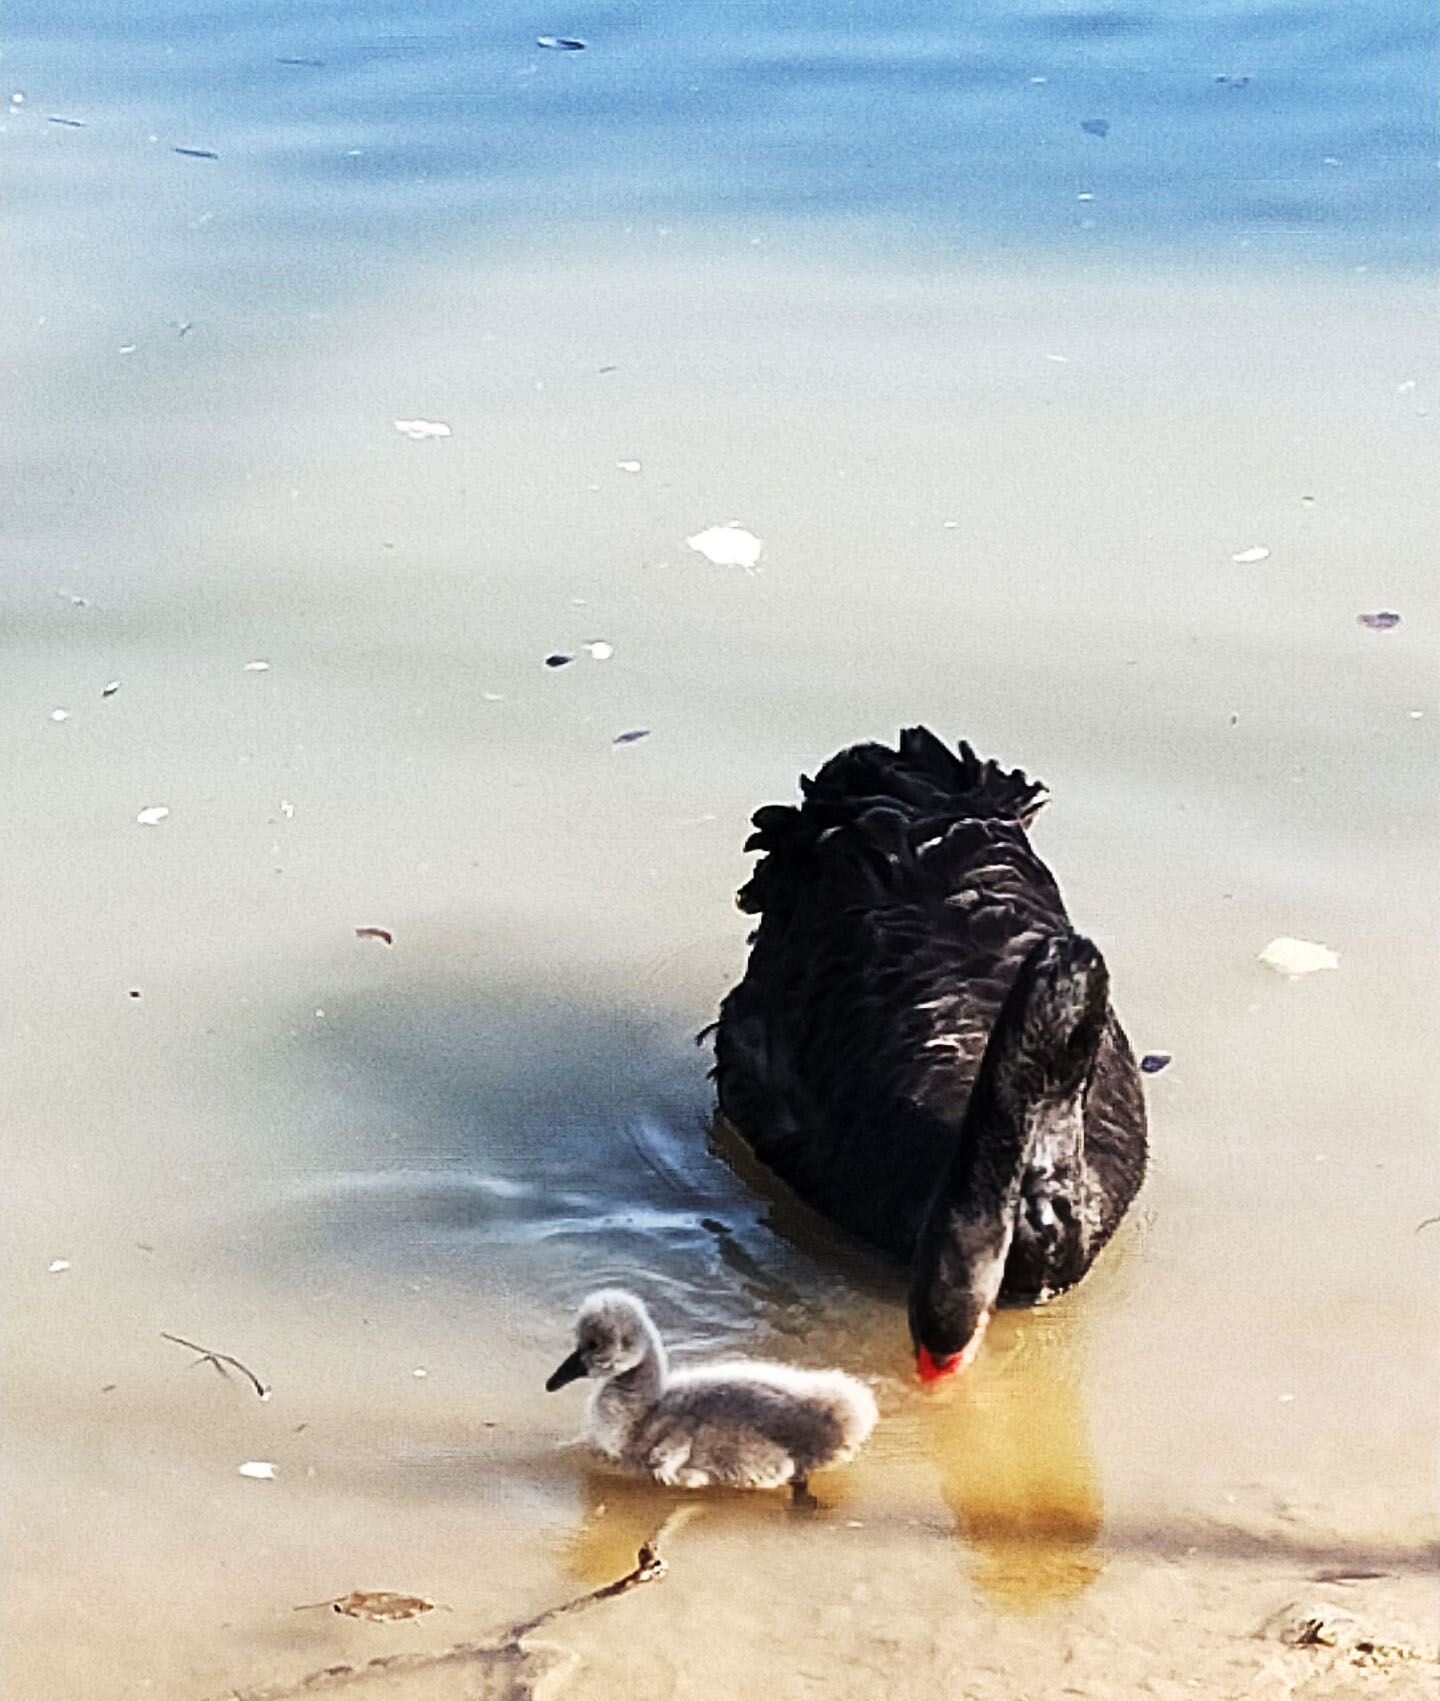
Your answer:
[5,0,1434,272]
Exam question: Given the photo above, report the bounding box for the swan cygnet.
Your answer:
[545,1290,877,1500]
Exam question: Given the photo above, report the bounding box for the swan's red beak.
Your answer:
[916,1346,961,1383]
[915,1313,988,1383]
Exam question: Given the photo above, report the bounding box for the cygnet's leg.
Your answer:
[790,1475,818,1512]
[648,1440,701,1488]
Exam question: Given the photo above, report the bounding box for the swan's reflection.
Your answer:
[919,1304,1103,1605]
[708,1110,1105,1605]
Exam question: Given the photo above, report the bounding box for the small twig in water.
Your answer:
[194,1508,699,1701]
[160,1332,272,1400]
[1414,1216,1440,1235]
[506,1505,698,1640]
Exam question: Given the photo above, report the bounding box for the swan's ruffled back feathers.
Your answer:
[804,726,1048,822]
[738,727,1052,921]
[715,728,1146,1262]
[714,727,1148,1316]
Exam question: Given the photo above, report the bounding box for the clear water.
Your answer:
[2,3,1437,1697]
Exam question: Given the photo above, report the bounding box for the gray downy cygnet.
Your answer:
[546,1290,877,1502]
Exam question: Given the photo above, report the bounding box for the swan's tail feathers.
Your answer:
[904,728,1049,826]
[801,726,1048,827]
[736,731,1047,916]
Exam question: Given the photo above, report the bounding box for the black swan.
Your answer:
[546,1290,878,1497]
[712,727,1148,1380]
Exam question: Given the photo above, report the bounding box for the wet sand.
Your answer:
[3,253,1436,1698]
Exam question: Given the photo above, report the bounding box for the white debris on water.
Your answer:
[393,419,451,440]
[616,459,642,473]
[1231,545,1271,564]
[238,1461,277,1480]
[48,1259,72,1273]
[584,641,614,660]
[243,659,271,672]
[51,708,70,722]
[136,806,171,825]
[686,523,763,570]
[1258,937,1339,977]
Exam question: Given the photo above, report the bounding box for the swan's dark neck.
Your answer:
[908,931,1108,1370]
[908,1059,1031,1369]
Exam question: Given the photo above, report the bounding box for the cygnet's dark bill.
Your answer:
[545,1350,588,1391]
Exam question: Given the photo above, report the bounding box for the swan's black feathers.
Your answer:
[714,728,1147,1305]
[737,729,1048,919]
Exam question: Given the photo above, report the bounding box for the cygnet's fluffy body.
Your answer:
[546,1290,877,1491]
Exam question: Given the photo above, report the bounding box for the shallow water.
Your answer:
[3,2,1437,1697]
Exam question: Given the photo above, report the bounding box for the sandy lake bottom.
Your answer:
[3,240,1437,1699]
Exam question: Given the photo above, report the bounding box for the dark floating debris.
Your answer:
[48,115,87,127]
[1140,1053,1171,1075]
[1414,1214,1440,1235]
[613,728,651,745]
[1080,118,1110,137]
[295,1591,449,1623]
[127,989,142,999]
[160,1331,271,1400]
[173,146,219,159]
[1356,611,1401,631]
[544,652,574,668]
[354,926,394,945]
[1213,74,1251,87]
[275,56,326,66]
[537,35,586,50]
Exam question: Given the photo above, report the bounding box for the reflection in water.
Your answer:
[559,1460,835,1588]
[552,1306,1101,1609]
[922,1308,1102,1606]
[709,1108,1104,1603]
